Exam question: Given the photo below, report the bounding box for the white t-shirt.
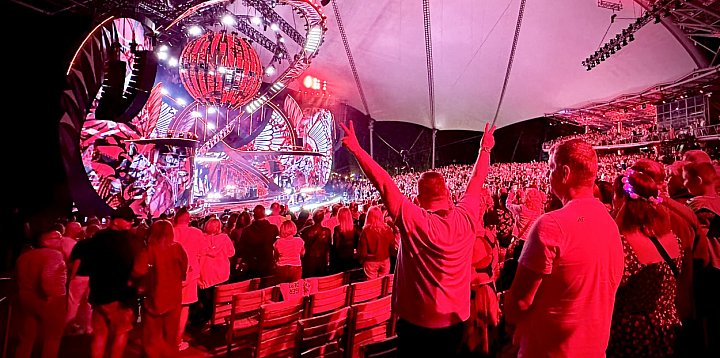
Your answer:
[394,192,481,328]
[274,236,305,267]
[517,197,624,358]
[174,224,206,282]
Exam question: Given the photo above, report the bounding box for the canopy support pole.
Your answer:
[369,118,374,159]
[431,129,437,169]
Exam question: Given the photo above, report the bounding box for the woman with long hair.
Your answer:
[332,207,360,272]
[607,169,683,357]
[133,220,188,358]
[229,211,251,281]
[358,206,395,279]
[197,217,235,326]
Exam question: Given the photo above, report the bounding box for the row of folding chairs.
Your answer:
[213,271,392,326]
[227,294,394,357]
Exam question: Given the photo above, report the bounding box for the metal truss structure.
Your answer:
[547,65,720,128]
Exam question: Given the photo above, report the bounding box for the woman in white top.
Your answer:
[196,217,234,326]
[274,220,305,284]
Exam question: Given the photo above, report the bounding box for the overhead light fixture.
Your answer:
[188,25,203,37]
[221,14,236,26]
[583,0,675,71]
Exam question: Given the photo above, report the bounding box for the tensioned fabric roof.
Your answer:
[303,0,699,130]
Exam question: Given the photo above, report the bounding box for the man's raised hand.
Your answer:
[480,122,497,151]
[339,120,361,151]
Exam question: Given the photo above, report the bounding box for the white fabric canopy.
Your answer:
[299,0,697,130]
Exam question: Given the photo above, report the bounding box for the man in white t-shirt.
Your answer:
[340,120,496,356]
[505,139,624,358]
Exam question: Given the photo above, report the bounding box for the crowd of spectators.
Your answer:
[10,139,720,357]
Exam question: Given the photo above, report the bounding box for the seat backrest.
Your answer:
[307,285,349,317]
[360,335,398,358]
[298,307,350,354]
[255,299,305,357]
[316,272,346,291]
[349,277,385,304]
[352,295,392,331]
[347,296,392,358]
[212,279,255,325]
[229,286,274,322]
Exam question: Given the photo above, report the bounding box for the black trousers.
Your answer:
[396,318,464,357]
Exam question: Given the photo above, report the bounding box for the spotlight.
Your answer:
[191,111,202,118]
[207,122,215,130]
[270,23,280,32]
[160,88,169,95]
[168,57,178,67]
[188,25,203,36]
[251,16,262,25]
[157,51,168,60]
[221,14,236,26]
[265,65,276,76]
[208,106,217,114]
[176,98,187,106]
[158,45,168,52]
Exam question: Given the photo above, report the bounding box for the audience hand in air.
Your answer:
[481,122,497,151]
[340,120,361,152]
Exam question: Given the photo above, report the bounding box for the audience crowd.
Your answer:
[10,129,720,357]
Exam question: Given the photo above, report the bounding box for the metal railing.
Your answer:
[543,124,720,151]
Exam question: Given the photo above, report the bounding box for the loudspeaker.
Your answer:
[115,49,158,123]
[94,53,127,120]
[94,44,158,123]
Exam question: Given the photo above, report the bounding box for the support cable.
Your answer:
[332,0,371,116]
[491,0,527,127]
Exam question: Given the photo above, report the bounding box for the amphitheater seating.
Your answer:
[225,286,276,355]
[221,270,395,357]
[315,272,346,291]
[211,278,258,326]
[359,335,398,358]
[347,295,393,358]
[306,285,350,317]
[349,277,385,304]
[255,298,305,357]
[298,307,350,357]
[302,342,343,358]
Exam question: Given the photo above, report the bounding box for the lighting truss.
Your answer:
[597,0,623,12]
[583,0,677,71]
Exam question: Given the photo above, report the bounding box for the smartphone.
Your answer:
[358,204,364,212]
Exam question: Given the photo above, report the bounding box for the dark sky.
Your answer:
[3,3,580,221]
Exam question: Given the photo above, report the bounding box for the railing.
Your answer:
[543,124,720,152]
[697,124,720,138]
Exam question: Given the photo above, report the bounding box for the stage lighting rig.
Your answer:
[583,0,676,71]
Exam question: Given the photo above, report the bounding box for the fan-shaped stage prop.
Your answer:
[61,0,331,216]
